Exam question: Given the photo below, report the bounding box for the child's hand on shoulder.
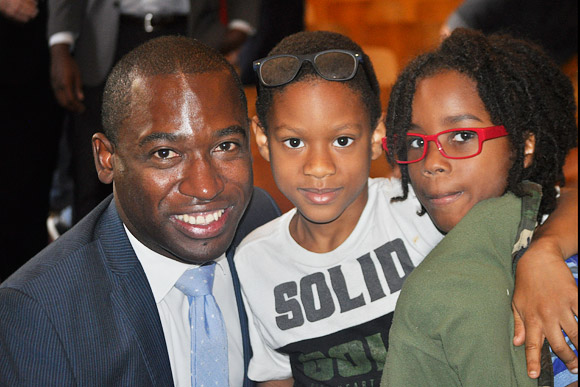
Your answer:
[512,238,578,379]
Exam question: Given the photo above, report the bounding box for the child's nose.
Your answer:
[303,147,336,179]
[422,141,450,176]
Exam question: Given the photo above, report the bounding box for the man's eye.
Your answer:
[154,149,178,159]
[215,142,239,152]
[283,138,304,149]
[333,137,354,147]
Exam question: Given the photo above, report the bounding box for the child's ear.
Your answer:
[523,133,536,168]
[371,113,387,161]
[251,116,271,162]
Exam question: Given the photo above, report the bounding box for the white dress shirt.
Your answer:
[124,226,244,387]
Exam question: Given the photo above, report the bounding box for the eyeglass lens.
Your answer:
[314,51,357,80]
[403,130,480,162]
[260,51,358,86]
[259,56,302,86]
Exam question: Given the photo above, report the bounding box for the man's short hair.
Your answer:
[102,36,247,144]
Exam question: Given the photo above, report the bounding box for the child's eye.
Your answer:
[407,137,424,149]
[450,131,477,143]
[153,149,179,159]
[333,137,354,147]
[283,138,304,149]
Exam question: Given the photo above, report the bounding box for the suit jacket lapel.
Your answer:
[226,247,253,387]
[97,201,174,386]
[226,188,281,387]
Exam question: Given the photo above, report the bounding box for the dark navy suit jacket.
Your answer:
[0,187,280,386]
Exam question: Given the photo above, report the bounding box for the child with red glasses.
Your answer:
[234,30,577,387]
[382,28,578,386]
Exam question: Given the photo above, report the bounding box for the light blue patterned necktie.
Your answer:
[175,264,229,387]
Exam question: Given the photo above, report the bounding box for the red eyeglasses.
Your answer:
[382,125,508,164]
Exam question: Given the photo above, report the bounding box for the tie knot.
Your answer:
[175,264,216,297]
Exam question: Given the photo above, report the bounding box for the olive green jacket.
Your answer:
[383,183,542,386]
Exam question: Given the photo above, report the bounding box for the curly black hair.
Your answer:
[255,30,382,133]
[386,28,577,219]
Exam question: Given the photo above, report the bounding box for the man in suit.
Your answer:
[0,36,280,386]
[48,0,261,224]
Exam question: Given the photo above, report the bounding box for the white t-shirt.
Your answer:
[235,178,443,385]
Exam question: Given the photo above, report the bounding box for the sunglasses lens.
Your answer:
[314,51,357,80]
[259,56,301,86]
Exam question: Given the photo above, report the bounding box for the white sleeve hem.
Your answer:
[228,19,256,36]
[49,32,75,49]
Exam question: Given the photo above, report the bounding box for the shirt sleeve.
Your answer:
[49,31,75,47]
[228,20,256,36]
[242,290,293,382]
[0,288,75,384]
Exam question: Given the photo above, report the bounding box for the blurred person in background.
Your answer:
[237,0,305,85]
[0,0,64,280]
[440,0,577,66]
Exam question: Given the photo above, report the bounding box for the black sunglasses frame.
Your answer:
[253,49,364,87]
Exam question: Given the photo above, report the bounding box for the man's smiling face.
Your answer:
[105,70,253,264]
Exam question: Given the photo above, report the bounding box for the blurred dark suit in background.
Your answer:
[0,0,64,281]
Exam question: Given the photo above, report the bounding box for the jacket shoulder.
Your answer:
[229,187,281,251]
[1,196,115,291]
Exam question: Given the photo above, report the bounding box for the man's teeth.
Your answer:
[176,210,225,225]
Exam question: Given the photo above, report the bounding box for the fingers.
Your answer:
[18,0,37,21]
[571,303,579,350]
[50,44,85,113]
[0,0,38,22]
[522,323,544,379]
[52,74,85,112]
[523,313,579,378]
[512,306,526,346]
[545,312,579,374]
[73,70,85,107]
[546,337,578,375]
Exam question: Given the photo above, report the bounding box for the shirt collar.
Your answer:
[123,225,227,303]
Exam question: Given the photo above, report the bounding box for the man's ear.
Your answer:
[251,116,270,162]
[92,132,115,184]
[371,113,387,161]
[523,133,536,169]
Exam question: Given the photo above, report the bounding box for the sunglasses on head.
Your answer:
[253,49,364,87]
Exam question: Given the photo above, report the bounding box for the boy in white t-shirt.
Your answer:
[234,30,443,386]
